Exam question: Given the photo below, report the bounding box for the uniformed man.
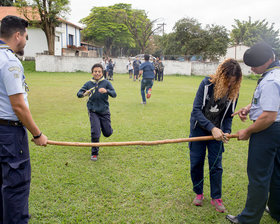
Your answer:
[0,15,48,223]
[227,42,280,223]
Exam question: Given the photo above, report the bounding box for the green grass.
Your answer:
[24,72,276,223]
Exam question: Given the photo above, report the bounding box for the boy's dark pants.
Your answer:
[89,110,113,155]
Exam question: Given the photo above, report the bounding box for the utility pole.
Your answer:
[157,23,166,35]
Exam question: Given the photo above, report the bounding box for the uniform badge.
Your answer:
[8,66,21,72]
[14,73,20,78]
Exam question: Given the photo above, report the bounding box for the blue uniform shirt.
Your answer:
[0,41,29,120]
[250,63,280,121]
[139,61,155,79]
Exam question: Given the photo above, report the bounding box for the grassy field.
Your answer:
[23,66,276,223]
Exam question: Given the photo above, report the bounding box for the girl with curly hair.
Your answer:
[189,58,242,213]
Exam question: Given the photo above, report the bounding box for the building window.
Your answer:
[55,36,60,42]
[69,34,74,46]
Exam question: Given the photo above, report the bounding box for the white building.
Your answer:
[0,7,82,58]
[220,44,249,61]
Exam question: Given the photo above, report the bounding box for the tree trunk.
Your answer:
[42,24,55,55]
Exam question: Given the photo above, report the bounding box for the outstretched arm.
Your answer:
[237,111,277,140]
[232,103,251,122]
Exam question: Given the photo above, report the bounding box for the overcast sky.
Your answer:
[67,0,280,34]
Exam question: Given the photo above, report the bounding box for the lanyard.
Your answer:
[257,66,280,85]
[87,77,105,97]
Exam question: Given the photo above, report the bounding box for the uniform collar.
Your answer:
[257,60,280,85]
[0,40,14,53]
[91,76,105,84]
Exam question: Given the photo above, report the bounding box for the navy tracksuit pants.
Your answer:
[89,110,113,155]
[189,125,224,199]
[0,125,31,224]
[238,122,280,223]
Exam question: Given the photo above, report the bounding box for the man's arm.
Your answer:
[9,93,48,146]
[232,103,251,122]
[237,111,277,140]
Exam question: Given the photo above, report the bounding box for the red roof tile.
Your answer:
[0,6,83,29]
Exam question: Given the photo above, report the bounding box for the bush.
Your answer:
[22,61,35,72]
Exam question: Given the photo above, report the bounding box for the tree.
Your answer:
[16,0,70,55]
[169,18,229,61]
[123,9,160,53]
[230,18,280,56]
[81,4,160,56]
[203,24,229,61]
[157,33,180,57]
[173,18,205,57]
[80,5,134,56]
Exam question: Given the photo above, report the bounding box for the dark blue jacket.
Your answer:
[133,60,141,71]
[190,77,237,134]
[140,61,155,79]
[77,79,116,113]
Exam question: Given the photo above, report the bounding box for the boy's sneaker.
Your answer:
[91,155,98,161]
[193,194,204,206]
[147,88,152,99]
[211,198,226,213]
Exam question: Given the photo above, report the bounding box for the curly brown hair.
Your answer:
[209,58,242,101]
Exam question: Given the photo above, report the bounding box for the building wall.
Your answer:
[60,23,81,48]
[220,45,249,61]
[192,60,252,76]
[24,28,48,58]
[23,23,81,58]
[35,55,252,75]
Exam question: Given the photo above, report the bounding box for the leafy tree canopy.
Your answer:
[158,17,229,61]
[80,4,135,56]
[230,17,280,56]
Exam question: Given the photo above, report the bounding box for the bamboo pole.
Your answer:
[47,134,238,147]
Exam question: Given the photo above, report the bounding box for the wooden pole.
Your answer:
[47,134,238,147]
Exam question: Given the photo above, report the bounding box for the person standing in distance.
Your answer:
[0,15,48,223]
[227,42,280,223]
[133,56,141,81]
[138,54,155,104]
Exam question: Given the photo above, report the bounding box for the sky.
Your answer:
[67,0,280,34]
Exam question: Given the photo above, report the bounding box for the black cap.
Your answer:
[144,54,150,61]
[243,42,274,67]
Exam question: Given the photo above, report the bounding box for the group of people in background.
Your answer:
[127,56,164,82]
[100,56,115,81]
[153,57,164,81]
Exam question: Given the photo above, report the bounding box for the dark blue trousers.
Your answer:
[158,71,163,81]
[189,125,224,199]
[89,110,113,155]
[238,122,280,223]
[0,125,30,224]
[140,79,154,103]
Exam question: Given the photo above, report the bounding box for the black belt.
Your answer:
[0,119,23,127]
